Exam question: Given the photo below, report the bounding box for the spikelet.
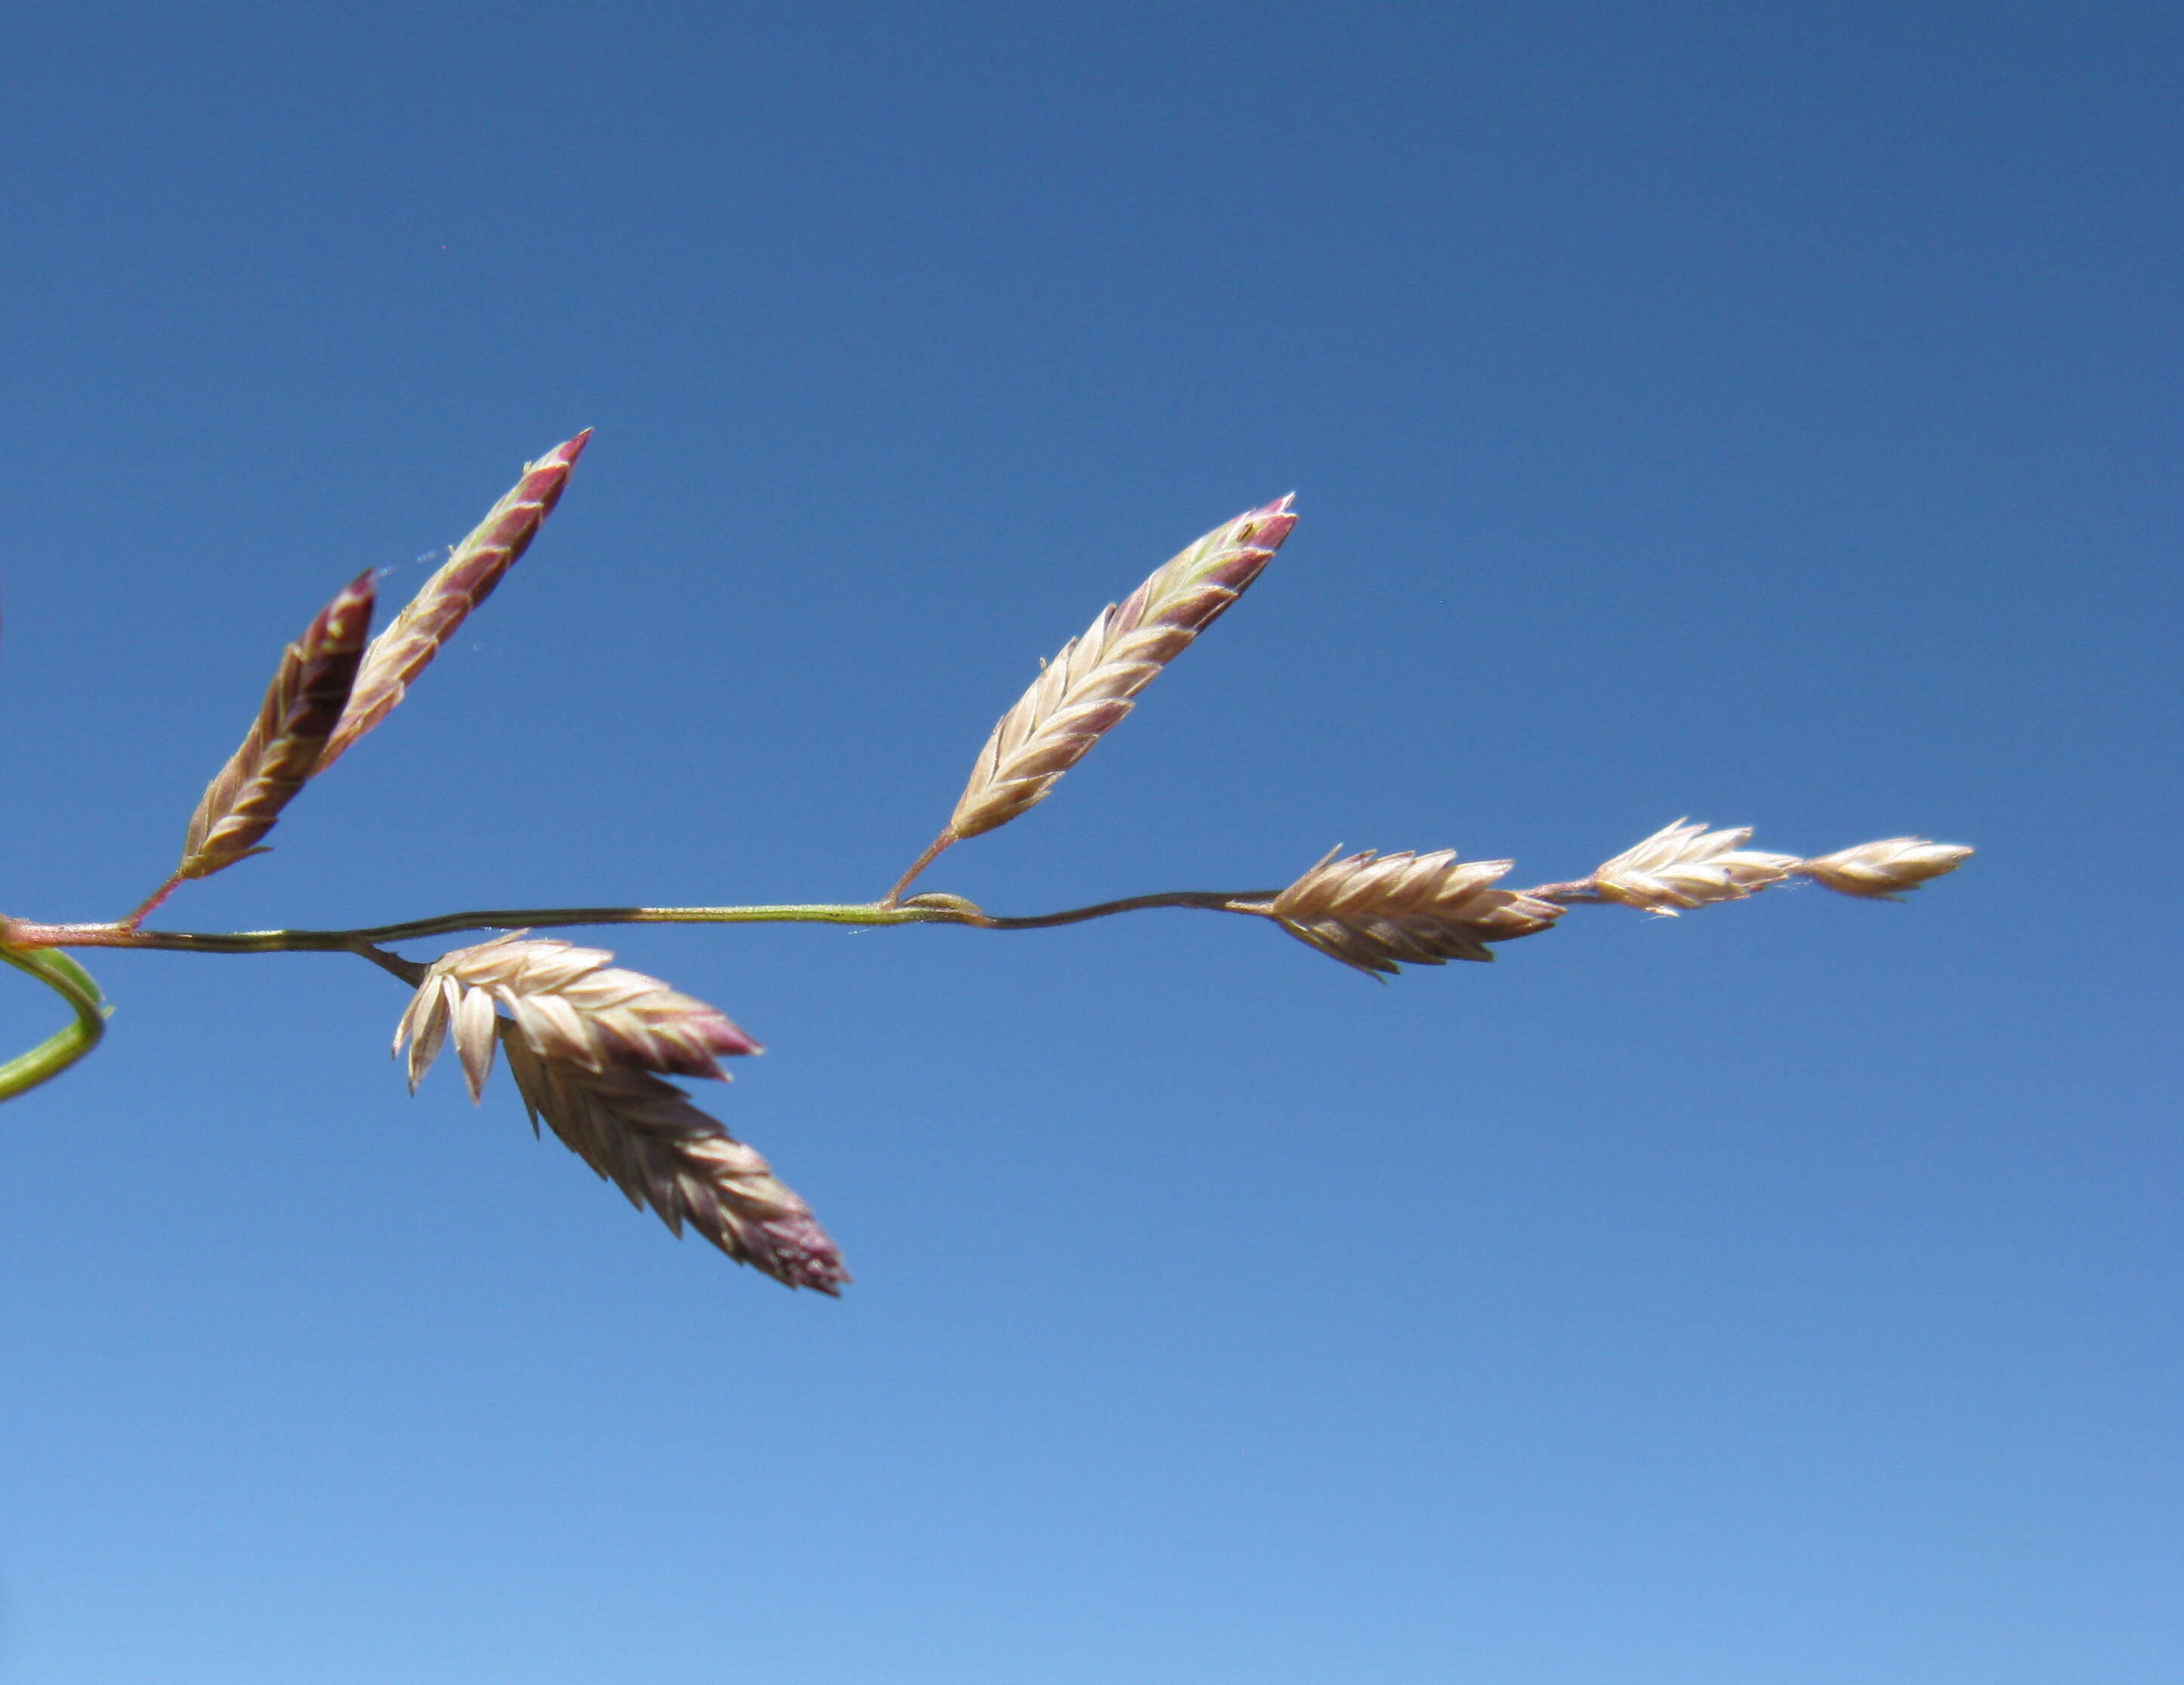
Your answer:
[949,497,1298,839]
[1590,819,1801,915]
[1263,847,1566,976]
[392,932,760,1100]
[501,1030,849,1294]
[1794,838,1974,900]
[177,572,376,880]
[315,431,591,772]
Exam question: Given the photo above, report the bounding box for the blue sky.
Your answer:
[2,5,2177,1680]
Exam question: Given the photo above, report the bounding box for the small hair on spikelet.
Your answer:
[1,427,1977,1295]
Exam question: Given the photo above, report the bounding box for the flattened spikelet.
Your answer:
[501,1031,849,1293]
[1794,838,1975,899]
[316,431,590,772]
[177,572,375,879]
[1265,847,1566,977]
[950,497,1298,839]
[392,932,760,1100]
[1590,819,1800,915]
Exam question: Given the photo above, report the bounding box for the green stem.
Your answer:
[3,888,1293,958]
[5,901,977,956]
[0,946,111,1100]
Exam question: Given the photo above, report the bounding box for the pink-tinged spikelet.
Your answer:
[316,431,590,771]
[500,1032,848,1294]
[177,571,376,879]
[950,497,1297,839]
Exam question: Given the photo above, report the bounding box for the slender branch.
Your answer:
[121,872,187,931]
[3,903,959,955]
[976,890,1281,930]
[354,944,426,986]
[0,869,1636,964]
[2,887,1294,958]
[879,829,957,908]
[8,858,1923,959]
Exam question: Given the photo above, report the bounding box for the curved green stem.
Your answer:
[0,946,111,1101]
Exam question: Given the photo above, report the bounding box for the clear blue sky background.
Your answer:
[2,5,2176,1681]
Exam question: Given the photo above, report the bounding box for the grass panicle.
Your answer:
[1257,847,1566,976]
[2,426,1984,1292]
[393,931,759,1101]
[949,497,1297,841]
[316,431,591,773]
[501,1030,848,1293]
[177,571,376,881]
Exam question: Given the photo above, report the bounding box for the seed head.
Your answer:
[392,931,759,1100]
[177,572,376,880]
[316,431,590,773]
[951,498,1297,840]
[1590,819,1800,915]
[1794,838,1975,900]
[502,1030,847,1294]
[1264,847,1565,976]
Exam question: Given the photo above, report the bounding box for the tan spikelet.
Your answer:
[501,1030,849,1293]
[391,931,760,1101]
[1590,819,1801,915]
[1260,847,1566,977]
[315,431,590,772]
[949,497,1298,839]
[177,571,376,880]
[1793,838,1974,899]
